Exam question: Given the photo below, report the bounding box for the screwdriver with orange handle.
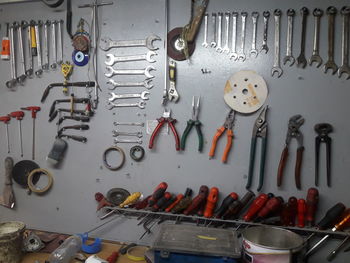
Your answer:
[304,209,350,258]
[165,193,184,212]
[243,193,269,222]
[204,187,219,218]
[297,199,306,228]
[147,182,168,207]
[215,192,238,218]
[306,187,319,226]
[1,23,10,60]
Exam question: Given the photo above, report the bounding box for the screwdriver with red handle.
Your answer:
[204,187,219,218]
[297,199,306,228]
[305,188,319,226]
[21,106,41,160]
[151,192,172,212]
[243,193,268,222]
[255,196,283,222]
[0,116,11,153]
[183,185,209,215]
[215,192,238,218]
[9,111,25,157]
[147,182,168,207]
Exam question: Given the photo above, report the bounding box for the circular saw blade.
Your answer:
[167,27,195,61]
[12,160,40,187]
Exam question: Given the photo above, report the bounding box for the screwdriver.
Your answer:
[243,193,268,222]
[255,196,283,221]
[1,23,10,60]
[306,188,319,226]
[297,199,306,228]
[151,192,172,212]
[171,188,193,214]
[21,106,41,160]
[204,187,219,218]
[305,209,350,258]
[289,197,298,226]
[326,235,350,261]
[165,193,184,212]
[0,116,11,153]
[222,191,255,219]
[148,182,168,206]
[9,111,25,157]
[183,185,209,215]
[160,194,176,211]
[133,195,151,210]
[215,192,238,218]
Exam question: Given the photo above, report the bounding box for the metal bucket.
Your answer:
[0,221,26,263]
[241,226,304,263]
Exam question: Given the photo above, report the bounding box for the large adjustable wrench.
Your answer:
[271,9,283,78]
[105,65,155,79]
[338,6,350,79]
[100,35,161,51]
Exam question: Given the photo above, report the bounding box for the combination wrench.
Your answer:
[34,20,43,76]
[210,13,217,48]
[42,20,50,71]
[338,6,350,79]
[100,34,161,51]
[261,11,270,54]
[108,91,150,101]
[107,79,153,90]
[26,21,34,76]
[223,12,231,54]
[50,20,57,69]
[309,8,324,67]
[271,9,283,78]
[107,100,146,110]
[238,12,248,61]
[250,11,259,58]
[113,122,144,127]
[17,21,27,84]
[112,131,143,138]
[296,7,309,68]
[202,13,209,48]
[216,12,223,53]
[105,51,157,66]
[114,138,142,144]
[57,20,63,65]
[229,12,238,60]
[6,23,17,89]
[105,65,155,79]
[283,9,296,66]
[324,7,338,75]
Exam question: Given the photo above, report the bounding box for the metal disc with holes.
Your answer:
[224,70,268,113]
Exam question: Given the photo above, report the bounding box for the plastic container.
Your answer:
[48,235,82,263]
[0,221,26,263]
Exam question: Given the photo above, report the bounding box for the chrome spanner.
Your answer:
[105,65,155,79]
[202,13,209,48]
[324,7,338,75]
[105,51,157,66]
[26,21,34,76]
[42,20,50,71]
[6,23,17,89]
[57,20,63,65]
[309,8,324,67]
[113,121,144,127]
[210,13,217,48]
[100,34,161,51]
[108,91,150,101]
[271,9,283,78]
[50,20,57,69]
[250,11,259,58]
[223,12,231,53]
[216,12,223,53]
[112,130,143,138]
[17,21,27,84]
[114,138,142,144]
[238,12,248,61]
[283,9,296,66]
[296,7,309,68]
[107,100,146,110]
[34,20,43,76]
[107,79,153,90]
[261,11,270,53]
[229,12,238,60]
[338,6,350,79]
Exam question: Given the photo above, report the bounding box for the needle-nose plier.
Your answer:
[277,115,305,189]
[180,96,203,151]
[149,109,180,151]
[209,109,235,163]
[246,106,268,191]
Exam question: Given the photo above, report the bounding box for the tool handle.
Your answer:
[59,134,87,143]
[21,106,41,118]
[148,182,168,206]
[215,192,238,218]
[209,126,225,159]
[258,137,268,191]
[134,196,151,210]
[326,137,332,187]
[66,124,90,130]
[153,192,172,211]
[297,199,306,228]
[0,116,11,123]
[204,187,219,218]
[257,196,283,219]
[243,193,268,222]
[9,111,24,120]
[160,195,176,211]
[148,119,165,149]
[246,137,257,189]
[4,157,14,185]
[288,196,298,226]
[183,194,205,215]
[306,187,319,226]
[165,194,183,212]
[277,146,289,187]
[295,146,304,189]
[180,121,192,151]
[106,251,118,263]
[168,120,180,151]
[317,203,346,230]
[187,0,208,42]
[334,209,350,231]
[195,121,204,152]
[222,129,233,163]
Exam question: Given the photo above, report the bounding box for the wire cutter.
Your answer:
[277,115,305,189]
[246,106,268,191]
[180,96,203,151]
[315,123,333,187]
[209,109,235,163]
[149,109,180,151]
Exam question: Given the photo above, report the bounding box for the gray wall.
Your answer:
[0,0,350,262]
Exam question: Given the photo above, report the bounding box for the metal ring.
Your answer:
[103,146,125,171]
[130,146,145,162]
[27,168,53,194]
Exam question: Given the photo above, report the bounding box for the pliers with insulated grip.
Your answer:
[149,109,180,151]
[277,115,305,189]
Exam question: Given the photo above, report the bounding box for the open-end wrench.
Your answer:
[272,9,283,78]
[108,91,150,101]
[50,20,57,69]
[229,12,238,60]
[107,100,146,110]
[238,12,248,61]
[6,23,17,89]
[114,138,142,144]
[57,20,63,65]
[283,9,296,66]
[105,51,157,66]
[216,12,223,53]
[338,6,350,79]
[107,79,153,90]
[261,11,270,54]
[309,8,324,67]
[324,7,338,74]
[26,21,34,77]
[250,11,259,58]
[296,7,309,68]
[202,13,209,48]
[35,20,43,76]
[105,65,155,79]
[223,12,231,53]
[112,131,143,138]
[210,13,217,48]
[17,21,27,84]
[42,20,50,71]
[100,34,161,51]
[113,122,144,127]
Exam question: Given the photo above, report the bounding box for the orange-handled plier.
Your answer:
[209,110,235,163]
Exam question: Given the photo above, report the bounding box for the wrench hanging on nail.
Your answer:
[50,20,58,69]
[6,23,17,89]
[223,12,231,53]
[104,65,155,79]
[283,9,296,66]
[107,79,153,90]
[338,6,350,79]
[105,51,157,66]
[309,8,324,67]
[17,22,27,84]
[324,7,338,75]
[296,7,309,68]
[238,12,248,61]
[261,11,270,54]
[34,20,43,76]
[250,12,259,58]
[271,9,283,78]
[42,20,50,71]
[202,13,209,48]
[26,21,34,77]
[107,100,146,110]
[100,34,161,51]
[216,12,223,53]
[210,13,217,48]
[108,91,150,101]
[229,12,238,60]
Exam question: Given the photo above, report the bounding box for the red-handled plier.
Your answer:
[149,109,180,150]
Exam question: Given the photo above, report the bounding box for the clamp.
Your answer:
[277,115,305,189]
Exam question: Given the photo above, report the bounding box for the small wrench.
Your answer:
[17,22,27,84]
[112,131,143,138]
[238,12,248,61]
[283,9,296,66]
[57,20,63,65]
[114,138,142,144]
[100,34,161,51]
[26,21,34,76]
[107,79,153,90]
[108,91,150,101]
[113,122,144,127]
[107,100,146,110]
[338,6,350,79]
[35,20,43,76]
[202,13,209,47]
[42,20,50,71]
[223,12,231,53]
[6,23,17,89]
[50,20,57,69]
[105,51,157,66]
[105,65,155,79]
[272,9,283,78]
[261,11,270,53]
[229,12,238,60]
[309,8,324,67]
[210,13,217,48]
[296,7,309,68]
[324,7,338,74]
[250,11,259,58]
[216,12,223,53]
